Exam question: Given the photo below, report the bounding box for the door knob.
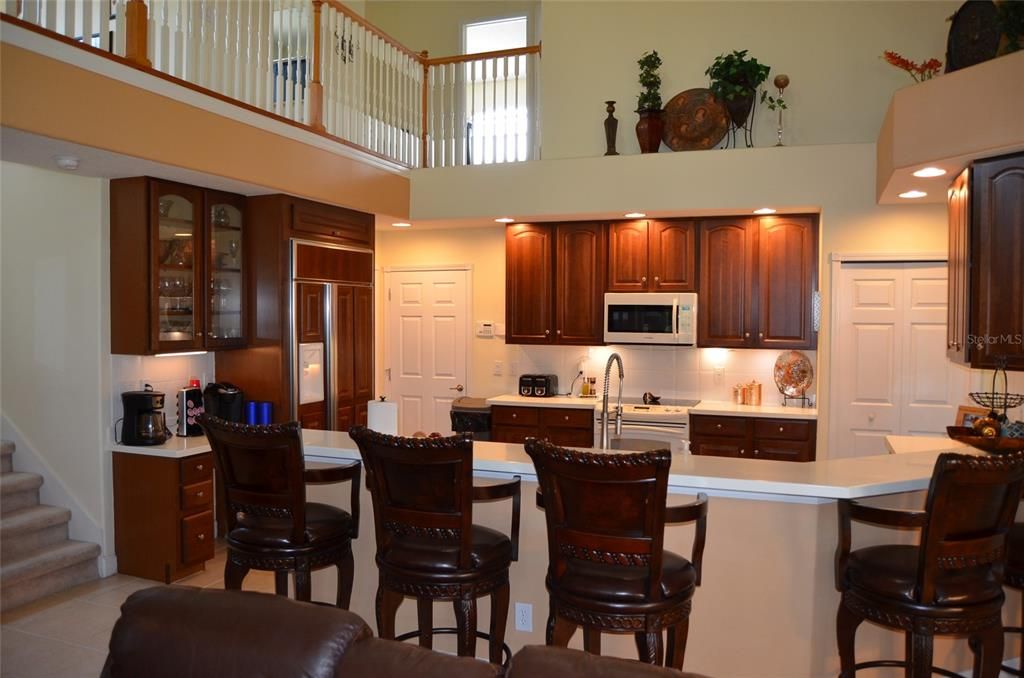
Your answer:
[868,413,876,422]
[449,384,464,392]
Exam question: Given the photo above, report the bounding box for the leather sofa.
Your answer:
[101,586,707,677]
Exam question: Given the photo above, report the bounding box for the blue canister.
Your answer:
[245,400,258,425]
[257,402,273,426]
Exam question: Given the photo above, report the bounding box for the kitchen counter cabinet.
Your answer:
[490,404,594,447]
[690,413,816,462]
[113,449,215,582]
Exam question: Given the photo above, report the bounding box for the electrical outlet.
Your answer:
[713,366,725,384]
[515,602,532,632]
[493,360,503,376]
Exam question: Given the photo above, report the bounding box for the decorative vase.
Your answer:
[724,93,754,129]
[635,109,664,154]
[604,101,619,156]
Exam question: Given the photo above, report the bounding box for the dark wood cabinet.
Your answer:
[608,220,697,292]
[113,452,216,582]
[506,223,605,345]
[689,414,816,462]
[698,216,817,349]
[111,178,247,354]
[298,283,325,343]
[698,218,757,347]
[948,152,1024,370]
[490,405,594,447]
[354,286,374,403]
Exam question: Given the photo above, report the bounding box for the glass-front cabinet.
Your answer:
[153,183,204,351]
[205,191,245,348]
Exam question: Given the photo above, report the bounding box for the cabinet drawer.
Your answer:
[180,480,213,512]
[491,406,540,427]
[292,201,373,246]
[690,437,750,458]
[180,454,213,486]
[491,425,536,444]
[754,440,814,462]
[542,408,594,430]
[754,418,813,441]
[545,428,594,448]
[181,511,214,564]
[691,415,749,438]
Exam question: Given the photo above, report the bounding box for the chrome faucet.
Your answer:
[599,352,624,449]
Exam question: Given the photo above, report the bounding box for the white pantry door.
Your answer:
[832,262,969,458]
[385,269,470,436]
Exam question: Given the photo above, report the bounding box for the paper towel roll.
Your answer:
[367,399,398,435]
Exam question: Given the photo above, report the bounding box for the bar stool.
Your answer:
[349,426,521,665]
[1001,521,1024,676]
[524,438,708,670]
[834,451,1024,678]
[201,416,361,606]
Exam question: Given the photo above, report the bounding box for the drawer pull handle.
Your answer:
[754,449,760,455]
[739,449,745,455]
[779,426,784,432]
[197,491,204,498]
[512,413,517,419]
[716,424,722,430]
[196,464,204,471]
[564,415,569,421]
[197,533,206,541]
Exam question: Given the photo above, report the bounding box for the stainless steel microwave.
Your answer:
[603,292,697,345]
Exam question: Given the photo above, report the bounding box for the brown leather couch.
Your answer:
[101,586,707,677]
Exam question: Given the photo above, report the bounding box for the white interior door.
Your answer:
[385,269,470,436]
[832,262,969,458]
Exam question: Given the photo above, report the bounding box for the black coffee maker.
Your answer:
[203,382,245,423]
[121,386,172,446]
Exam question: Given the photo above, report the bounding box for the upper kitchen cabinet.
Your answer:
[948,152,1024,370]
[506,222,605,345]
[699,215,818,349]
[607,220,697,292]
[111,178,247,355]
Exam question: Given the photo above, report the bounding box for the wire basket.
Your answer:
[969,391,1024,411]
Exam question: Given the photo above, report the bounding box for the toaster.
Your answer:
[532,374,559,398]
[518,374,535,397]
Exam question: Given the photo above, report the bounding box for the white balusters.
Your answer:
[3,0,117,50]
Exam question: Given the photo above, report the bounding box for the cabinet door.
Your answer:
[298,283,325,343]
[298,402,326,430]
[353,286,374,403]
[756,216,817,349]
[970,153,1024,370]
[335,285,355,405]
[555,223,605,344]
[947,169,970,363]
[204,190,246,349]
[690,436,749,458]
[506,224,554,344]
[607,221,650,292]
[698,219,756,347]
[649,220,697,292]
[152,181,205,353]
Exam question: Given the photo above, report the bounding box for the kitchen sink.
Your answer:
[606,437,672,452]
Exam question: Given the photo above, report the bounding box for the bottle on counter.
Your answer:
[581,378,590,397]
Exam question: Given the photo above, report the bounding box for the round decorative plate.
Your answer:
[945,0,1000,73]
[661,88,729,151]
[773,350,814,397]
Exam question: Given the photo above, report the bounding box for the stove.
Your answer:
[601,399,699,424]
[593,399,699,455]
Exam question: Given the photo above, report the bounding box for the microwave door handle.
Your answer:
[672,298,680,340]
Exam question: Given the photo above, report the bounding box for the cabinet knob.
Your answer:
[641,276,647,283]
[197,491,204,497]
[512,413,517,419]
[716,423,722,430]
[556,329,562,335]
[654,276,660,285]
[564,415,569,421]
[740,449,745,455]
[759,332,764,339]
[744,332,750,338]
[197,533,206,541]
[196,464,204,471]
[778,426,784,433]
[754,449,759,456]
[544,330,550,336]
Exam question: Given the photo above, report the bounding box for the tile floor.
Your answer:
[0,542,278,678]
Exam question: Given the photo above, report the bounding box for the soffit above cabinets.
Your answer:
[876,50,1024,205]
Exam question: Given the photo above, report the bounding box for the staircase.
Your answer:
[1,440,100,612]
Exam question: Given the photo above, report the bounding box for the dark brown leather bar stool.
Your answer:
[1000,521,1024,675]
[349,426,521,664]
[835,451,1024,678]
[201,416,361,606]
[524,438,708,670]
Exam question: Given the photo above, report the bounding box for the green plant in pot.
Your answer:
[635,50,664,154]
[705,50,770,141]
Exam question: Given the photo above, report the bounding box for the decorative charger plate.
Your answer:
[661,88,729,151]
[773,350,814,397]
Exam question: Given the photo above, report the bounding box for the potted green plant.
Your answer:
[705,50,770,132]
[635,50,664,154]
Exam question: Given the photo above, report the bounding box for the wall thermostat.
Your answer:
[476,321,495,337]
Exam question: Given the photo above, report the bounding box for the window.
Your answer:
[463,17,530,165]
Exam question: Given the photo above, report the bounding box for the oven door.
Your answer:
[604,293,682,344]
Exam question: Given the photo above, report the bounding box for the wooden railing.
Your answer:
[2,0,540,169]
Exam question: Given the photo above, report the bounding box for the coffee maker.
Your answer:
[121,386,172,446]
[203,382,244,423]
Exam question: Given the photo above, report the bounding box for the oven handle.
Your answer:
[615,423,689,436]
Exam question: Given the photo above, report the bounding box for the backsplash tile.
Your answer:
[110,353,215,442]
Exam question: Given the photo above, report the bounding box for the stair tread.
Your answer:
[1,540,100,585]
[0,505,71,535]
[0,472,43,493]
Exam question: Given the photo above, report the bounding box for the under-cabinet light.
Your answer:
[154,351,209,357]
[624,212,646,218]
[391,222,412,228]
[753,208,776,215]
[495,217,516,223]
[898,190,927,199]
[912,167,946,178]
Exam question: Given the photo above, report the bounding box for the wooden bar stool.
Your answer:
[201,416,361,606]
[835,451,1024,678]
[349,426,521,665]
[524,438,708,670]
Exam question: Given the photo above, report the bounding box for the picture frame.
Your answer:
[955,405,989,427]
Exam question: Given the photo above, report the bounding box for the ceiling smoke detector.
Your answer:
[54,155,80,171]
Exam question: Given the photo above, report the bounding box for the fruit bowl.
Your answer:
[946,426,1024,454]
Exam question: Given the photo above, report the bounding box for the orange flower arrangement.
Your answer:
[882,50,943,82]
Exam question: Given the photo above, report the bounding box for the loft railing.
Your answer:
[2,0,540,169]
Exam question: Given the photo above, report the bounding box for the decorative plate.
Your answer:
[661,88,730,151]
[773,350,814,397]
[945,0,1000,73]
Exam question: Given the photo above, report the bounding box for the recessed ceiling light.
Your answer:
[898,190,927,199]
[912,167,946,178]
[753,208,776,215]
[54,155,80,171]
[624,212,646,218]
[391,222,412,228]
[494,217,516,223]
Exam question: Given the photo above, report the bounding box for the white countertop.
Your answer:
[486,394,600,409]
[114,429,968,500]
[689,401,818,420]
[885,434,968,455]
